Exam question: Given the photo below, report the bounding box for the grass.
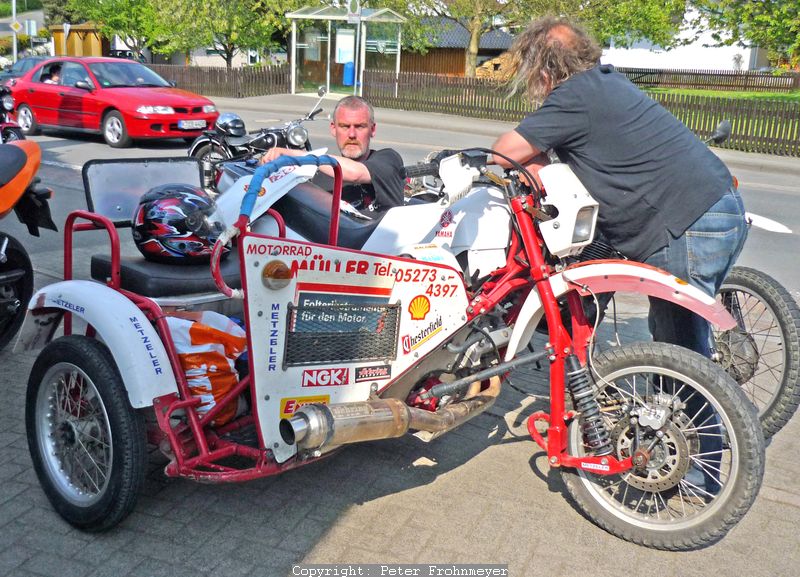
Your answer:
[645,87,800,103]
[0,0,43,18]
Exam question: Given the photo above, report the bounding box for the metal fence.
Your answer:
[364,70,800,156]
[147,63,290,98]
[618,67,800,92]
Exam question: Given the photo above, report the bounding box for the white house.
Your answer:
[602,9,769,71]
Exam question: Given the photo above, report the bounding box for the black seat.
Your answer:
[90,251,242,298]
[273,181,383,250]
[0,144,27,188]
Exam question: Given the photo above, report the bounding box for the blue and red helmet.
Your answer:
[132,184,227,264]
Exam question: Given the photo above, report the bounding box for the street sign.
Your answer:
[9,20,22,34]
[346,0,361,24]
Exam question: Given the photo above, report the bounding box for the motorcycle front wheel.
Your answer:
[192,142,231,164]
[715,266,800,439]
[0,234,33,350]
[26,336,146,531]
[561,342,764,550]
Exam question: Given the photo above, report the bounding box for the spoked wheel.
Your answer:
[193,143,230,164]
[26,336,145,531]
[561,342,764,550]
[715,266,800,439]
[0,235,33,351]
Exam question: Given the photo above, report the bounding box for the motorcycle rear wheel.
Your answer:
[715,266,800,439]
[26,336,146,531]
[561,342,764,550]
[0,235,33,351]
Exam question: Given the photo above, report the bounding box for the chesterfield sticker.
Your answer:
[280,395,330,416]
[302,368,349,387]
[440,209,454,228]
[354,364,391,383]
[402,316,443,354]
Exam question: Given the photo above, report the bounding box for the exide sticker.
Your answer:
[302,368,350,387]
[355,365,391,382]
[280,395,330,416]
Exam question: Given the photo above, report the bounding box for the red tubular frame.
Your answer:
[58,163,631,482]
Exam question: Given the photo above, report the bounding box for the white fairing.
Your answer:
[241,235,469,463]
[362,184,511,278]
[215,164,318,228]
[538,163,599,258]
[15,281,178,408]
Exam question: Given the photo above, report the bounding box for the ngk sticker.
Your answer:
[301,368,350,387]
[280,395,330,416]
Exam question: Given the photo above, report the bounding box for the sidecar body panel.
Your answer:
[240,234,469,463]
[16,280,178,408]
[505,260,738,360]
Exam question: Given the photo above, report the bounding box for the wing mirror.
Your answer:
[709,120,732,145]
[75,80,94,91]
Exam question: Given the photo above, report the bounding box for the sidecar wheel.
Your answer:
[0,235,33,351]
[561,342,764,550]
[26,336,146,531]
[715,266,800,439]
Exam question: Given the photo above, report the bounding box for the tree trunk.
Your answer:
[464,18,482,78]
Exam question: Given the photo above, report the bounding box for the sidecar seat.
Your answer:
[273,181,384,250]
[90,251,242,299]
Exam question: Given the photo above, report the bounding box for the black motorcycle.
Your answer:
[187,87,328,186]
[0,85,24,143]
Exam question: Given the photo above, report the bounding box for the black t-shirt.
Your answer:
[313,148,405,213]
[515,64,732,261]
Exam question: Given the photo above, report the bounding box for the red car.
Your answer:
[9,57,219,148]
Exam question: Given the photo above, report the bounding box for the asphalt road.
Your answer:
[1,99,800,576]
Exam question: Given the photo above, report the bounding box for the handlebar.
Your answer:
[404,162,439,179]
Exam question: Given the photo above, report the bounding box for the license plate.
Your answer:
[178,120,206,130]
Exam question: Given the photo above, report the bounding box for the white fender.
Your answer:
[16,280,178,408]
[505,260,738,361]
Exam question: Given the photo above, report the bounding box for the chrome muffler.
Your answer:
[279,376,501,451]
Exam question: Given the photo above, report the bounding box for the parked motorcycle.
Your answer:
[398,124,800,441]
[20,150,764,547]
[0,85,24,143]
[188,86,328,187]
[0,140,56,350]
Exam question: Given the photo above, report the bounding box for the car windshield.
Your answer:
[87,62,170,88]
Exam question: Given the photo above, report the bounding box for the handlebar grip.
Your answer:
[404,162,439,179]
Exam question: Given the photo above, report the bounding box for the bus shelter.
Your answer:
[286,6,406,95]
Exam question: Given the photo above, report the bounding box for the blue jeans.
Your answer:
[644,187,747,494]
[644,187,748,357]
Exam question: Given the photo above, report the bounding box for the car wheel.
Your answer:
[16,104,38,136]
[102,111,132,148]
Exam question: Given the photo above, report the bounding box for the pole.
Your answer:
[326,21,331,95]
[394,28,402,99]
[12,0,17,62]
[353,18,361,96]
[291,20,297,95]
[358,22,366,97]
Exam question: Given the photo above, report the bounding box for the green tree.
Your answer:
[151,0,299,70]
[66,0,160,56]
[41,0,82,26]
[384,0,688,77]
[691,0,800,67]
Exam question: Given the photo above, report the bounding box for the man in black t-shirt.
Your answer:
[261,95,404,214]
[491,17,747,360]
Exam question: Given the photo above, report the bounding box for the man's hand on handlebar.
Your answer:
[259,147,304,165]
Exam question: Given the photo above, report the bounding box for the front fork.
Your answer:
[507,194,633,475]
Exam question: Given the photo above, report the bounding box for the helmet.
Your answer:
[132,184,228,264]
[215,112,246,138]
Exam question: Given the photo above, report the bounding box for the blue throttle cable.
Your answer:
[239,154,340,219]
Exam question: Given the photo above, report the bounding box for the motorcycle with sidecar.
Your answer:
[18,151,764,549]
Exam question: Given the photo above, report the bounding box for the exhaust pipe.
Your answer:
[279,376,501,451]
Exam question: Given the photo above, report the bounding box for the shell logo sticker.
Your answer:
[243,183,267,197]
[408,295,431,320]
[280,395,329,417]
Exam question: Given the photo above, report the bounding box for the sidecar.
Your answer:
[16,155,501,531]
